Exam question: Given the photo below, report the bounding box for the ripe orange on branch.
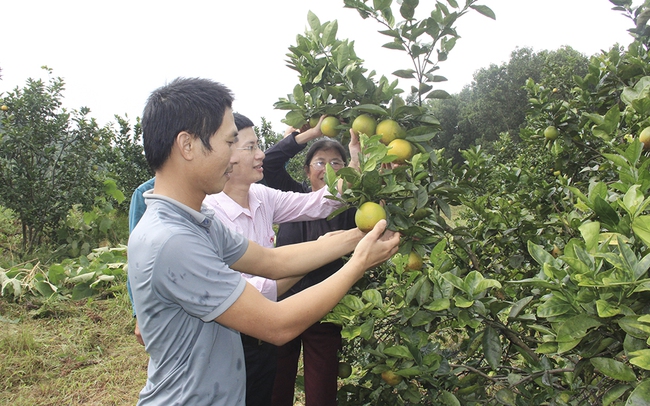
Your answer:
[355,202,387,232]
[321,116,341,137]
[352,114,377,136]
[387,139,414,164]
[376,119,405,145]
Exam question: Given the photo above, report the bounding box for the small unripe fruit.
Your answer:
[381,370,403,386]
[544,126,559,141]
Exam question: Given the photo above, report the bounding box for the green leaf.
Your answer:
[454,296,474,308]
[537,297,572,318]
[556,315,602,343]
[579,221,601,252]
[392,69,416,79]
[495,388,517,406]
[384,345,413,359]
[594,196,620,228]
[590,357,637,381]
[341,325,362,339]
[602,384,632,406]
[362,289,383,307]
[425,89,451,99]
[623,185,644,215]
[423,297,450,312]
[626,378,650,405]
[482,326,501,369]
[307,10,321,31]
[596,300,621,318]
[373,0,392,10]
[340,294,365,311]
[438,390,461,406]
[618,316,650,339]
[410,310,435,326]
[629,349,650,370]
[527,240,557,267]
[557,338,582,354]
[71,282,95,300]
[469,5,496,19]
[509,296,533,319]
[383,41,405,51]
[352,104,388,116]
[321,20,338,47]
[632,215,650,247]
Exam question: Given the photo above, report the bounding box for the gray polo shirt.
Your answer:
[128,192,249,406]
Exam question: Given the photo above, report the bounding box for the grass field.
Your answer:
[1,290,149,405]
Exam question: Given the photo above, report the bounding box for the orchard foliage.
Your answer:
[277,0,650,404]
[0,67,150,256]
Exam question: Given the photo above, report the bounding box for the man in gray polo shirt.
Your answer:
[128,77,400,406]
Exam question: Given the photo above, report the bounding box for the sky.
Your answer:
[0,0,638,133]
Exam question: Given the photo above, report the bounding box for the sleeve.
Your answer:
[262,184,343,224]
[154,227,248,322]
[127,177,155,316]
[262,133,306,193]
[129,178,155,233]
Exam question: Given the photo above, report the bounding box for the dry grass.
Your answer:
[0,292,148,405]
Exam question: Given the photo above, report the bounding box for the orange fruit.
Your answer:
[355,202,386,232]
[338,362,352,378]
[352,114,377,136]
[387,139,414,164]
[639,127,650,150]
[381,370,403,386]
[376,119,405,145]
[407,251,423,270]
[321,116,340,138]
[544,126,559,140]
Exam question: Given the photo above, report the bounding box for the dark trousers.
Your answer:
[271,322,342,406]
[241,333,277,406]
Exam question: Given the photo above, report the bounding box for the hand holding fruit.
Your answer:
[294,115,326,144]
[350,219,400,271]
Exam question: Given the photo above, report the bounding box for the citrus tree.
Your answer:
[277,0,650,404]
[0,68,111,254]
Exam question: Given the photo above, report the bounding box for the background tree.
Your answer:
[429,46,589,163]
[0,68,110,254]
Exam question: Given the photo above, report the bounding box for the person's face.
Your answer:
[196,108,238,194]
[228,127,265,186]
[306,148,345,191]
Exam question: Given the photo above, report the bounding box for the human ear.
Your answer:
[176,131,194,161]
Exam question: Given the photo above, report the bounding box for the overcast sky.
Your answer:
[0,0,638,133]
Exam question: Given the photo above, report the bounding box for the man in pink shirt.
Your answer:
[203,113,360,406]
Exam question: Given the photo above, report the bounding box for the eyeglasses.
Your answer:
[310,160,345,170]
[236,143,261,153]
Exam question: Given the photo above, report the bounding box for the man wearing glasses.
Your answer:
[203,113,357,406]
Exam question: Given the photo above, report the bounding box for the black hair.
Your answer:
[233,112,254,131]
[303,139,348,170]
[142,77,234,171]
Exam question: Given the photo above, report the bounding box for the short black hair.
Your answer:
[142,77,234,171]
[233,112,254,131]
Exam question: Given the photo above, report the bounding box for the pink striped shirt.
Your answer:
[203,183,342,301]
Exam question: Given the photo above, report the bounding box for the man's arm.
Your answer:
[230,227,363,281]
[217,219,400,345]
